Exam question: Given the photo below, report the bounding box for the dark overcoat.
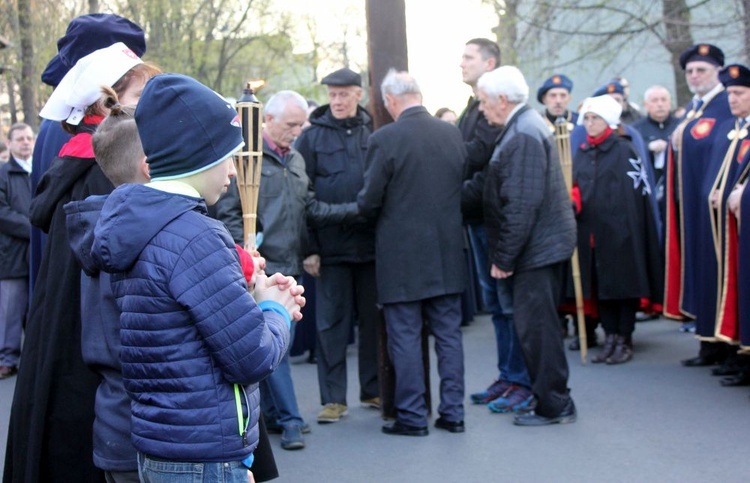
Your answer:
[573,133,663,301]
[4,125,110,483]
[358,106,467,304]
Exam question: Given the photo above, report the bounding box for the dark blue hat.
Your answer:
[593,80,624,97]
[321,68,362,87]
[536,74,573,103]
[719,64,750,88]
[679,44,724,70]
[135,74,244,181]
[41,14,146,88]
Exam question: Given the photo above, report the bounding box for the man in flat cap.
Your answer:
[295,67,380,425]
[697,63,750,384]
[663,44,733,367]
[537,74,577,134]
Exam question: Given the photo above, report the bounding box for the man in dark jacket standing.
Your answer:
[459,38,534,413]
[0,123,34,379]
[295,67,380,423]
[359,70,467,436]
[478,66,577,426]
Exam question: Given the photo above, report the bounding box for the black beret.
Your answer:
[719,64,750,89]
[536,74,573,104]
[679,44,725,70]
[321,67,362,87]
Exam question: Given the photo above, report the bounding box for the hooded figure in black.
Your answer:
[572,96,663,365]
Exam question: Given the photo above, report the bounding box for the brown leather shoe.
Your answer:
[606,336,633,364]
[0,365,18,379]
[592,334,616,363]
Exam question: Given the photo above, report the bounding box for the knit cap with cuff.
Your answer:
[135,73,244,181]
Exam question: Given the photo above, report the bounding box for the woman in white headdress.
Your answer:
[571,95,663,365]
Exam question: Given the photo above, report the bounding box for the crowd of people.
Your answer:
[1,10,749,483]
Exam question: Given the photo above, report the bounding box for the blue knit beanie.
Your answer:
[135,74,244,181]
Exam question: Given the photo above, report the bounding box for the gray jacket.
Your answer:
[214,144,356,275]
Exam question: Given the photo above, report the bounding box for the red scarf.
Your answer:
[57,115,105,159]
[585,126,613,147]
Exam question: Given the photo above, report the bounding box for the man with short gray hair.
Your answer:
[214,89,312,450]
[359,69,467,436]
[477,66,577,426]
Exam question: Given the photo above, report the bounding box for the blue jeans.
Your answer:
[0,278,27,367]
[260,322,304,428]
[467,224,530,388]
[137,453,250,482]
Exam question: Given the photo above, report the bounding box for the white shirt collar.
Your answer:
[14,157,32,173]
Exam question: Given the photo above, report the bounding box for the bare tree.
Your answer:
[740,0,750,64]
[482,0,730,105]
[662,0,694,104]
[17,0,37,129]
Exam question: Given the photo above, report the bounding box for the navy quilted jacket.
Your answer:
[91,183,289,462]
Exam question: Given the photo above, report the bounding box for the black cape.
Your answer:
[4,128,112,483]
[571,133,663,302]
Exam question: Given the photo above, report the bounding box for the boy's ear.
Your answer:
[141,156,151,181]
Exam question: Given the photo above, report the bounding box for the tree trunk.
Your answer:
[16,0,37,129]
[484,0,519,65]
[88,0,99,13]
[662,0,694,106]
[365,0,408,130]
[742,0,750,64]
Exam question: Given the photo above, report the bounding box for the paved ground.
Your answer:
[2,315,750,482]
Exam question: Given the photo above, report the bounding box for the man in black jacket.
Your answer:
[359,70,467,436]
[295,68,380,424]
[0,123,34,379]
[459,39,534,413]
[478,66,577,425]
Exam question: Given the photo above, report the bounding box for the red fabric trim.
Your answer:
[558,299,600,318]
[235,244,255,284]
[58,133,95,158]
[663,147,685,319]
[585,127,613,147]
[717,213,739,341]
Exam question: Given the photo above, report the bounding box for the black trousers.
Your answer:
[598,298,639,337]
[513,263,571,417]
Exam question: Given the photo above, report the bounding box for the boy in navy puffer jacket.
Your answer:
[90,74,303,482]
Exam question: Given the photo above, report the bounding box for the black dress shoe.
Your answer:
[720,372,750,387]
[382,420,428,436]
[681,355,719,367]
[712,365,740,377]
[434,417,465,433]
[513,399,577,426]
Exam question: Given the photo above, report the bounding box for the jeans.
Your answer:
[138,453,251,483]
[260,323,304,428]
[466,224,530,388]
[0,278,27,367]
